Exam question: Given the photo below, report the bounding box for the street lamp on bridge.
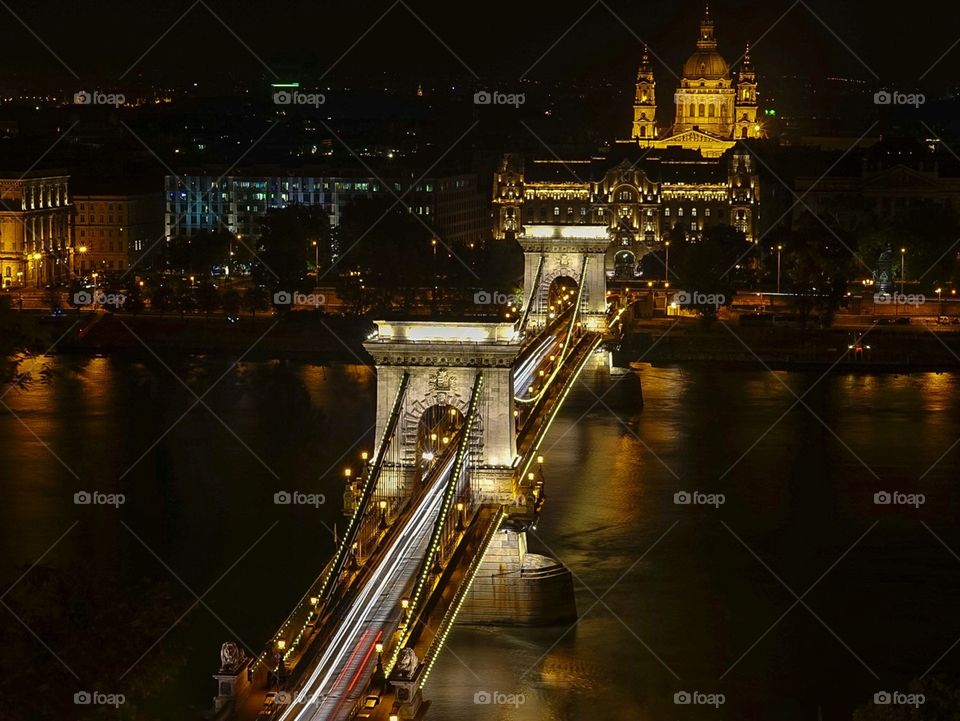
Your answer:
[901,247,906,294]
[777,244,783,293]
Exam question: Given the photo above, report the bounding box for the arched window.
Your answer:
[640,126,647,137]
[741,127,748,139]
[698,103,705,117]
[708,104,716,117]
[689,103,695,117]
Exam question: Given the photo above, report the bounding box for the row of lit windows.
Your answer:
[78,215,124,224]
[76,203,125,211]
[78,229,119,237]
[664,207,713,217]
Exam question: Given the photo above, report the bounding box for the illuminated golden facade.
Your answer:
[633,4,762,158]
[492,7,761,277]
[0,172,72,288]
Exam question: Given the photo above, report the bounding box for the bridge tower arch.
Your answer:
[519,224,611,332]
[363,320,522,502]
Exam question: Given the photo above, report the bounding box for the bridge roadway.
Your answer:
[263,448,459,721]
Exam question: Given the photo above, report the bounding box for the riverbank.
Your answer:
[618,321,960,372]
[42,312,376,361]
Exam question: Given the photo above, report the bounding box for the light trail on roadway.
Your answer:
[275,451,459,721]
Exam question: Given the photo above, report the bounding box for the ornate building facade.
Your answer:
[0,172,72,288]
[493,5,761,278]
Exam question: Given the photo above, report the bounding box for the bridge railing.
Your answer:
[514,330,603,508]
[417,504,506,686]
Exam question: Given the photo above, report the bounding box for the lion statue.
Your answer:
[395,647,419,679]
[219,642,244,672]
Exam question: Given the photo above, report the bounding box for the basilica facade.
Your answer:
[493,6,762,278]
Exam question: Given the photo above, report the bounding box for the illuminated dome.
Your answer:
[682,4,729,80]
[682,51,730,80]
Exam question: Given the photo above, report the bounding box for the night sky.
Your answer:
[1,0,956,91]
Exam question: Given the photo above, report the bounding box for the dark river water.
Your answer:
[2,354,959,721]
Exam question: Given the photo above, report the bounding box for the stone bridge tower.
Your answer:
[519,225,611,332]
[363,321,522,503]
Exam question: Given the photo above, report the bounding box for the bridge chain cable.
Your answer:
[317,372,410,609]
[387,371,484,675]
[515,255,590,406]
[517,252,545,335]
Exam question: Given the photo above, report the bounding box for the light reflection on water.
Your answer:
[2,357,959,720]
[427,362,960,721]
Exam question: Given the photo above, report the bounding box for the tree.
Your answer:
[254,204,332,293]
[195,281,221,317]
[124,282,146,314]
[41,286,61,313]
[150,284,174,313]
[785,214,855,329]
[162,230,233,278]
[668,224,752,321]
[223,288,242,317]
[335,197,435,311]
[242,286,269,318]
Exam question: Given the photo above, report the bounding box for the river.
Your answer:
[2,355,958,720]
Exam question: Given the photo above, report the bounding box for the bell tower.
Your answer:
[734,43,760,140]
[631,46,657,144]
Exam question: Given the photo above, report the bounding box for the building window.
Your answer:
[678,208,684,217]
[691,208,697,217]
[664,208,670,217]
[554,207,560,216]
[691,222,697,231]
[698,103,705,117]
[708,104,716,118]
[705,208,711,217]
